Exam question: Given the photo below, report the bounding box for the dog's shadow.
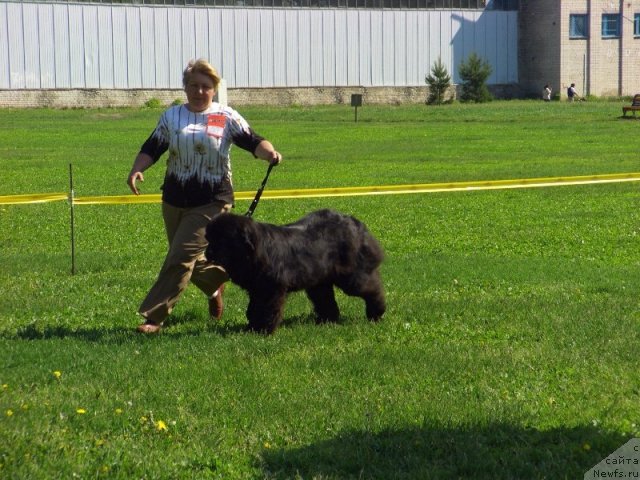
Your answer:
[258,423,630,479]
[7,309,355,342]
[205,313,335,337]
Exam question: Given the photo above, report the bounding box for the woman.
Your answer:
[127,58,282,333]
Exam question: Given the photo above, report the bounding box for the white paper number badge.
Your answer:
[207,114,226,139]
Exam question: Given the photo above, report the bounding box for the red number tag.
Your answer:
[207,114,226,138]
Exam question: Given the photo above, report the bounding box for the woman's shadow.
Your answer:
[258,423,632,479]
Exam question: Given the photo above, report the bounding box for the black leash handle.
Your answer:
[245,162,275,217]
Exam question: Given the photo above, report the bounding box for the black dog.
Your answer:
[205,209,386,334]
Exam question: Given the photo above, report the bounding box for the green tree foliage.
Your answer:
[458,52,493,103]
[425,57,452,105]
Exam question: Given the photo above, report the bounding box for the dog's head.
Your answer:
[205,213,261,285]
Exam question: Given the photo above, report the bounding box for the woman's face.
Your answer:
[185,72,216,112]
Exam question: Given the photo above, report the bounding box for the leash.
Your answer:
[245,162,275,217]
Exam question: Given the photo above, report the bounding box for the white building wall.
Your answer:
[0,1,518,90]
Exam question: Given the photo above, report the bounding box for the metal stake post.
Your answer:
[69,163,76,275]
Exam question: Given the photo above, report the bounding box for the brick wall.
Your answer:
[0,86,433,109]
[0,89,184,109]
[228,87,436,106]
[0,84,526,109]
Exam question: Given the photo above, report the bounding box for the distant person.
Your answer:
[127,58,282,334]
[542,84,552,101]
[567,83,580,102]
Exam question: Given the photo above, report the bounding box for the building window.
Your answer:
[485,0,518,9]
[635,13,640,37]
[601,14,620,38]
[569,14,588,39]
[10,0,506,7]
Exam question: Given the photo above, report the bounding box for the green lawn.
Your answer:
[0,101,639,479]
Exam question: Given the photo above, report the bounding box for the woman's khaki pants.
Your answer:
[138,201,230,324]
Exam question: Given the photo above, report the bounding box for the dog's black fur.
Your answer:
[205,209,386,334]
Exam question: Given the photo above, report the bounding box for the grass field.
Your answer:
[0,101,639,479]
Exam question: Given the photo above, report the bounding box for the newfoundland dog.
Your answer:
[205,209,386,334]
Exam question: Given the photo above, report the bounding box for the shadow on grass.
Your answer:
[169,310,328,336]
[259,423,631,479]
[4,310,228,341]
[6,303,385,342]
[6,310,315,341]
[205,313,359,337]
[6,313,206,342]
[5,320,250,342]
[11,323,136,343]
[6,312,371,342]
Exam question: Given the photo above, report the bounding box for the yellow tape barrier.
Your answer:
[1,173,639,205]
[73,194,162,205]
[254,172,640,200]
[0,193,68,205]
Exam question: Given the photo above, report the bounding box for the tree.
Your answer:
[458,52,493,103]
[425,57,451,105]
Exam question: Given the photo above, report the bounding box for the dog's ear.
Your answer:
[207,222,224,246]
[205,220,218,244]
[241,222,257,253]
[241,221,269,268]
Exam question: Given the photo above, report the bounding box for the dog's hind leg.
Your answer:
[337,270,386,321]
[246,288,287,334]
[305,284,340,323]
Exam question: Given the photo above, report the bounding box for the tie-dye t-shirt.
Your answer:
[139,103,264,208]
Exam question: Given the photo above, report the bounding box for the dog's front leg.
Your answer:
[246,286,287,334]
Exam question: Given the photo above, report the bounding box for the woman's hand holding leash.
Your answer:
[269,151,282,166]
[246,145,282,218]
[255,140,282,166]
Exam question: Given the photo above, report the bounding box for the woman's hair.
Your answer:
[182,59,221,90]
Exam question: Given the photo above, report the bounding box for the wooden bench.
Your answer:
[622,94,640,117]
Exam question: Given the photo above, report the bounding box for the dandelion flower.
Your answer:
[2,384,8,390]
[263,442,271,449]
[6,409,13,417]
[76,408,86,415]
[53,371,62,380]
[115,408,123,415]
[156,420,168,432]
